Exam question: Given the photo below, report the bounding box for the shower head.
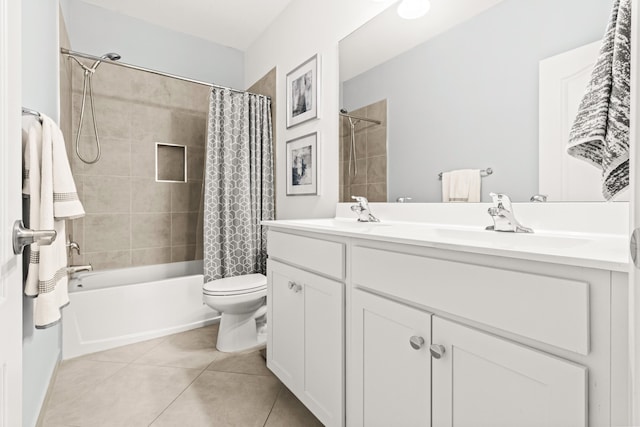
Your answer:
[340,108,348,114]
[91,52,121,71]
[101,52,121,61]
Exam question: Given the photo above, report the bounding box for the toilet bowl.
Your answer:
[203,273,267,353]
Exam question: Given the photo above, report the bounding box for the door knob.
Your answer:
[430,344,446,359]
[12,220,57,255]
[409,336,425,350]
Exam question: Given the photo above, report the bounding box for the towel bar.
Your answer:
[438,167,493,180]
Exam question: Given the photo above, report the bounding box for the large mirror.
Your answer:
[339,0,614,202]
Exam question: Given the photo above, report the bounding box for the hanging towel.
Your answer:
[567,0,631,200]
[442,169,481,203]
[22,114,84,328]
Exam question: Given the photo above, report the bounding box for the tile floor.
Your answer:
[42,324,323,427]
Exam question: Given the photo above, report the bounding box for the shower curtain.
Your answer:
[203,87,274,282]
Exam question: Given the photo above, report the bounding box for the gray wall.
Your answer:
[60,0,244,87]
[343,0,613,202]
[21,1,62,426]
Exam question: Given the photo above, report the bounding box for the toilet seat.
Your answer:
[203,273,267,296]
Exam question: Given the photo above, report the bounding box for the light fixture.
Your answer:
[397,0,431,19]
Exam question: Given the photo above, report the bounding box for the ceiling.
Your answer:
[340,0,506,81]
[77,0,295,51]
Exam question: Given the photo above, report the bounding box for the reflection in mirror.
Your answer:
[339,0,613,202]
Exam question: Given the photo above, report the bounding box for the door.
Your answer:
[0,0,23,425]
[431,317,587,427]
[350,289,431,427]
[538,40,628,201]
[630,0,640,423]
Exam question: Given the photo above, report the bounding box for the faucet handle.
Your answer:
[489,192,512,209]
[351,195,368,204]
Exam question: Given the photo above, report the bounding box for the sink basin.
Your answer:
[294,218,390,229]
[433,227,591,249]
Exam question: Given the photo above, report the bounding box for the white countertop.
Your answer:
[263,217,629,272]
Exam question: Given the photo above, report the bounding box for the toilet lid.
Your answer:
[203,273,267,296]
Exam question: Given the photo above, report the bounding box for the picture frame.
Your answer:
[286,54,319,128]
[286,132,318,196]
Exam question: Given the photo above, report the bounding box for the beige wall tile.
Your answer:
[355,132,366,159]
[84,214,130,252]
[131,213,171,249]
[187,146,205,181]
[367,127,387,158]
[82,176,131,214]
[82,138,131,177]
[132,247,172,267]
[367,99,388,125]
[130,140,156,178]
[367,155,387,184]
[367,183,387,203]
[349,159,367,185]
[171,181,202,213]
[83,250,131,270]
[350,184,367,199]
[172,245,196,262]
[171,213,198,245]
[131,178,171,213]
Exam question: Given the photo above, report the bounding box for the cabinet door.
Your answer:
[267,259,345,427]
[350,289,432,427]
[432,317,587,427]
[267,260,305,390]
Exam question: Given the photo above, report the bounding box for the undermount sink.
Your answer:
[295,218,391,229]
[432,227,592,249]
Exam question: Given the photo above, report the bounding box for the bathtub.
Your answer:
[62,260,219,360]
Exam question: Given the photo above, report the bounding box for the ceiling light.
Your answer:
[397,0,431,19]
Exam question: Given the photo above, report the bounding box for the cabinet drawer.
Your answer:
[352,246,590,355]
[267,230,345,280]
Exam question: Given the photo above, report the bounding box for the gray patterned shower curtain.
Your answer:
[203,87,274,282]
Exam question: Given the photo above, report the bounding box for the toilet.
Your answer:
[203,273,267,353]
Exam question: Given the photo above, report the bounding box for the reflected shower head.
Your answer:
[340,108,348,114]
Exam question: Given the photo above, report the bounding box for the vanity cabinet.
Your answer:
[265,223,628,427]
[432,317,587,427]
[266,231,345,427]
[350,289,432,427]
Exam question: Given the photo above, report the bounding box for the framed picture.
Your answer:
[286,132,318,196]
[286,55,319,128]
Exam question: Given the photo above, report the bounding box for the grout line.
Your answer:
[263,384,285,427]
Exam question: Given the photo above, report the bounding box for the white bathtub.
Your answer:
[62,260,219,360]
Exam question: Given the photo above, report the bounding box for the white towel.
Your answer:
[22,114,84,328]
[442,169,481,203]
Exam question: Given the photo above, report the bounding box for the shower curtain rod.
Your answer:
[60,48,270,99]
[339,112,381,125]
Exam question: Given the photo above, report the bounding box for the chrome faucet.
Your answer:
[351,196,380,222]
[530,194,548,202]
[486,193,533,233]
[67,264,93,274]
[67,237,81,257]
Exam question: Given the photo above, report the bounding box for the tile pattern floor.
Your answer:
[42,324,323,427]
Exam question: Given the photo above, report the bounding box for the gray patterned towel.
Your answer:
[567,0,631,200]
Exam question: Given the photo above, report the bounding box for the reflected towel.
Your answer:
[567,0,631,200]
[442,169,481,203]
[22,114,84,328]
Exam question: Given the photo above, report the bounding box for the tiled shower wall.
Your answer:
[339,99,388,202]
[64,61,209,270]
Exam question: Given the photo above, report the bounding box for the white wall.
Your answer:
[60,0,244,87]
[21,2,62,426]
[245,0,395,219]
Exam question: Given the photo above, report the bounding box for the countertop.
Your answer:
[263,218,629,272]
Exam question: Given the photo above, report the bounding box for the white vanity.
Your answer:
[264,203,629,427]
